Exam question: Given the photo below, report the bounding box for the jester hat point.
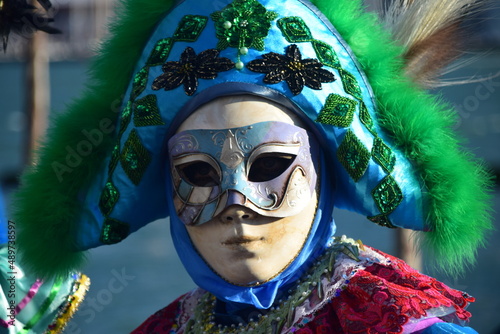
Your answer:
[13,0,493,278]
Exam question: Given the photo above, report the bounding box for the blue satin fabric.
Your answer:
[421,323,478,334]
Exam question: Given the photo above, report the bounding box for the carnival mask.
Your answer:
[168,121,318,226]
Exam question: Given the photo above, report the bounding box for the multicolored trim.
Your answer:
[17,278,64,333]
[46,274,91,334]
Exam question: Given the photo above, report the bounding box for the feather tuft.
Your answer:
[377,0,483,87]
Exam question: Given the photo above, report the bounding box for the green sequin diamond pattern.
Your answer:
[277,16,313,43]
[119,101,133,137]
[312,40,341,69]
[339,69,362,100]
[174,15,208,42]
[337,130,371,182]
[211,0,278,51]
[108,144,120,175]
[372,137,396,173]
[316,94,357,128]
[130,67,149,100]
[372,175,403,215]
[120,129,152,185]
[359,101,376,135]
[367,214,397,229]
[99,181,120,217]
[146,38,174,66]
[100,218,130,245]
[133,94,165,127]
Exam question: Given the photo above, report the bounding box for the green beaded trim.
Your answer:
[146,38,174,67]
[130,67,149,100]
[99,218,130,245]
[173,15,208,42]
[339,69,362,100]
[372,175,403,215]
[337,130,371,182]
[316,93,357,127]
[98,180,120,216]
[358,101,376,136]
[367,214,397,229]
[118,101,133,137]
[276,15,401,229]
[211,0,278,51]
[311,40,341,69]
[133,94,165,127]
[108,144,120,175]
[277,16,314,43]
[372,137,396,173]
[120,129,152,185]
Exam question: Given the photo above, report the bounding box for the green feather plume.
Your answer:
[13,0,175,278]
[312,0,493,274]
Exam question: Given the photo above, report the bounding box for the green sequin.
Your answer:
[99,181,119,216]
[211,0,278,51]
[100,218,130,245]
[130,67,149,100]
[277,16,313,43]
[133,94,165,127]
[359,101,376,135]
[337,130,370,182]
[372,175,403,215]
[120,129,152,185]
[316,94,357,127]
[367,214,397,229]
[311,40,341,69]
[146,38,174,66]
[174,15,208,42]
[372,137,396,173]
[339,69,362,100]
[108,144,120,175]
[119,101,133,137]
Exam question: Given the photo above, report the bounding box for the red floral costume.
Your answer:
[132,243,474,334]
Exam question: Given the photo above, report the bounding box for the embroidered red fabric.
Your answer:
[317,248,474,334]
[131,295,183,334]
[132,248,474,334]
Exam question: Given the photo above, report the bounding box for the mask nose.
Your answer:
[222,205,256,223]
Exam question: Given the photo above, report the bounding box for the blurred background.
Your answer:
[0,0,499,333]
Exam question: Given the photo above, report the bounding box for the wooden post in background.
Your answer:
[396,228,422,271]
[25,18,50,164]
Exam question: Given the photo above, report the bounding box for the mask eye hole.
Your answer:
[248,154,296,182]
[177,161,220,187]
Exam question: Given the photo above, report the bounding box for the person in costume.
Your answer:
[10,0,492,333]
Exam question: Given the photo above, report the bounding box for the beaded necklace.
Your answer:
[185,236,363,334]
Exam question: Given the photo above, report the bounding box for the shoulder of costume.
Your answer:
[139,238,475,333]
